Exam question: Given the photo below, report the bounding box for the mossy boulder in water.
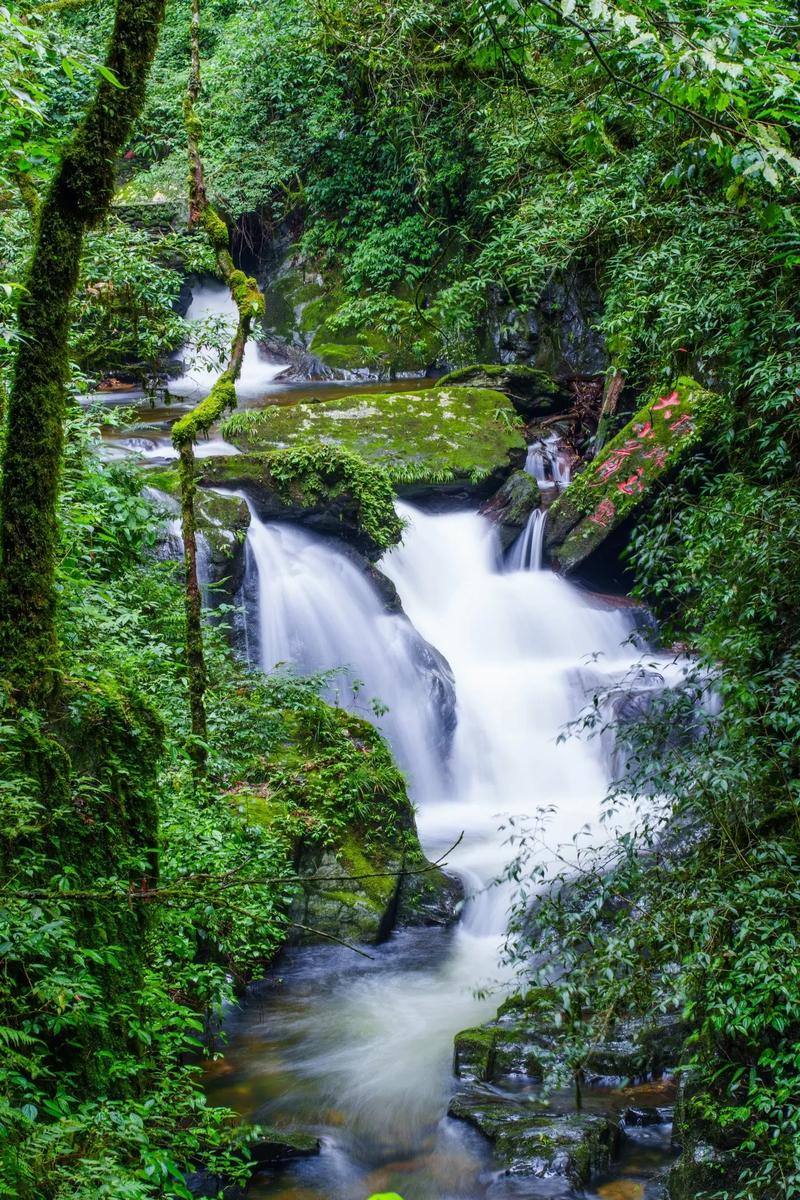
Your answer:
[545,377,720,574]
[198,444,403,560]
[230,705,461,947]
[437,363,560,417]
[219,387,526,498]
[450,992,680,1183]
[448,1090,620,1184]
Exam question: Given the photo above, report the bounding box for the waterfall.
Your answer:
[506,507,547,571]
[226,500,662,1143]
[171,281,286,400]
[525,430,570,488]
[239,506,453,796]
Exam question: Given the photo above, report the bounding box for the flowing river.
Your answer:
[96,282,677,1196]
[204,499,677,1199]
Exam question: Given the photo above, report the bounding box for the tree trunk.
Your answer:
[0,0,167,704]
[172,0,265,774]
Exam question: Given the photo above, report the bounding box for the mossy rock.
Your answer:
[448,1090,620,1183]
[264,265,437,377]
[198,444,402,560]
[437,363,560,417]
[144,474,250,604]
[230,705,461,947]
[454,1026,497,1082]
[220,387,526,497]
[545,376,721,574]
[480,469,543,552]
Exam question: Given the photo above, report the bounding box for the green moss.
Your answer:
[547,376,721,571]
[438,363,557,394]
[199,204,229,252]
[172,374,238,447]
[0,0,167,700]
[221,387,525,487]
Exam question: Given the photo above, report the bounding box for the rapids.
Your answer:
[205,499,673,1198]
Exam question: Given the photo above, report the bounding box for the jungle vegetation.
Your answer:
[0,0,798,1197]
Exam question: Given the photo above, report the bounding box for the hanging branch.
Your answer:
[171,0,265,774]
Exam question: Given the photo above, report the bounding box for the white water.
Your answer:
[171,281,287,400]
[506,507,547,572]
[232,499,654,1168]
[526,431,570,489]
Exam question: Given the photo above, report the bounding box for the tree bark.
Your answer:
[0,0,166,704]
[172,0,265,773]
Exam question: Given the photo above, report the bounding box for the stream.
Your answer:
[98,284,681,1198]
[205,504,680,1199]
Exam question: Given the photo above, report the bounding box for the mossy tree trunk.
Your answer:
[0,0,166,705]
[172,0,265,774]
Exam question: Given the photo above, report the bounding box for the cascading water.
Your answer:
[171,280,286,400]
[506,508,547,572]
[206,498,672,1198]
[525,431,570,489]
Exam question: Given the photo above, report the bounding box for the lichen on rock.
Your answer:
[545,376,721,574]
[220,387,526,492]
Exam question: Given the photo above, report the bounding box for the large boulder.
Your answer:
[545,377,719,575]
[229,707,462,948]
[219,387,527,501]
[436,364,560,417]
[197,444,403,561]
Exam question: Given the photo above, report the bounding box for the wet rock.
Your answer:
[624,1106,672,1127]
[448,1086,621,1182]
[249,1128,321,1164]
[454,1025,497,1083]
[449,994,682,1184]
[145,479,250,607]
[195,488,250,607]
[185,1128,319,1198]
[480,469,542,552]
[289,838,463,947]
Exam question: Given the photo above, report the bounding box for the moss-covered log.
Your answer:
[0,0,167,702]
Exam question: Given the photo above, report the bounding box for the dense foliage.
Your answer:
[1,0,798,1197]
[0,404,416,1197]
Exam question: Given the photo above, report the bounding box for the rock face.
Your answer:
[219,387,527,498]
[492,269,609,380]
[545,377,719,575]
